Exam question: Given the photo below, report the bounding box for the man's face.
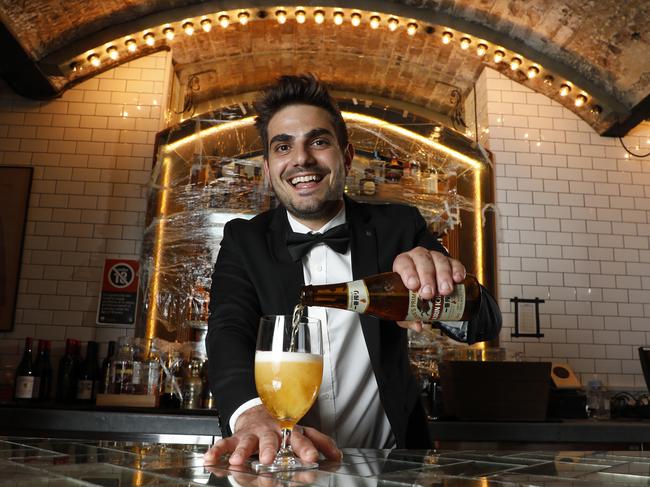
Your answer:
[264,104,353,229]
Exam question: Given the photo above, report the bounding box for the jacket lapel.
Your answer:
[345,198,381,370]
[268,206,304,312]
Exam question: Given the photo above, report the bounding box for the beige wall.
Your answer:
[0,51,172,367]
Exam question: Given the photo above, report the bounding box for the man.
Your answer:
[204,74,501,466]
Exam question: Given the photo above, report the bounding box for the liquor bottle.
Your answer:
[33,340,52,401]
[181,358,203,409]
[14,337,35,401]
[111,337,135,394]
[56,339,80,402]
[76,341,99,402]
[300,272,481,323]
[99,341,116,394]
[159,351,183,409]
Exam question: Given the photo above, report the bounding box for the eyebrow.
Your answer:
[268,127,335,147]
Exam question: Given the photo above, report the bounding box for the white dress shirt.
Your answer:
[229,206,395,448]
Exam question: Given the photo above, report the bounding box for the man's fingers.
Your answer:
[302,426,342,461]
[203,437,238,464]
[257,430,280,465]
[228,433,260,466]
[289,427,319,463]
[397,320,423,332]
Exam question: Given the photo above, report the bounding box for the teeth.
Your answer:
[290,174,320,185]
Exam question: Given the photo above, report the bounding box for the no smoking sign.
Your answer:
[97,259,139,325]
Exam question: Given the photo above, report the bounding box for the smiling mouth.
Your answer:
[289,174,324,186]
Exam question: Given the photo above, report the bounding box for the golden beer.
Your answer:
[255,351,323,429]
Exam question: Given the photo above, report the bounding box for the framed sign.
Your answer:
[96,258,139,326]
[0,166,33,332]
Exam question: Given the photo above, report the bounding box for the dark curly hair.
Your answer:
[253,74,349,159]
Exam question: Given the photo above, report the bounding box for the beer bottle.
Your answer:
[14,337,35,401]
[299,272,481,323]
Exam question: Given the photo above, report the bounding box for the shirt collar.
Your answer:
[286,205,347,234]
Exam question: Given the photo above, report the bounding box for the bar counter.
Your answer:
[4,436,650,486]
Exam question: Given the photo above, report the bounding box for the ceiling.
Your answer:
[1,0,648,136]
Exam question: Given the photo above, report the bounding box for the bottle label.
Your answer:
[346,280,369,313]
[76,380,93,400]
[406,284,466,321]
[15,376,35,399]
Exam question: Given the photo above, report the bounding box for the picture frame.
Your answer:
[0,166,33,332]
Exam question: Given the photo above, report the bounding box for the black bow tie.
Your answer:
[286,223,350,261]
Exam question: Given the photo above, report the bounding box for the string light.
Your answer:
[163,27,175,40]
[510,57,521,70]
[406,22,418,35]
[493,50,505,63]
[559,84,571,96]
[351,13,361,27]
[201,18,212,32]
[295,9,306,24]
[314,10,325,24]
[183,22,194,36]
[527,66,540,78]
[476,43,488,56]
[575,94,587,107]
[275,10,287,24]
[369,15,380,29]
[333,11,344,25]
[87,54,100,67]
[388,17,399,31]
[144,32,155,46]
[442,31,453,44]
[219,15,230,28]
[460,37,471,49]
[125,39,137,52]
[238,11,250,25]
[107,46,119,60]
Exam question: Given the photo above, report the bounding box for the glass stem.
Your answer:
[280,427,291,451]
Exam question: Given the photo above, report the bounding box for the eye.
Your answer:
[312,138,330,147]
[274,143,290,153]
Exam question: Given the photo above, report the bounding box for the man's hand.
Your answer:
[393,247,466,301]
[203,405,342,466]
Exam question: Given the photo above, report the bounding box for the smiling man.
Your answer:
[204,74,501,466]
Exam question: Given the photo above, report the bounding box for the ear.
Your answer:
[343,144,354,176]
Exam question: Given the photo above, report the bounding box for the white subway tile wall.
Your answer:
[479,68,650,389]
[0,52,172,368]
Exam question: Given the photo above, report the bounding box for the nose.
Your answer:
[293,142,315,167]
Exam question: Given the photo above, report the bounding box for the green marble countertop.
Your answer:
[3,436,650,486]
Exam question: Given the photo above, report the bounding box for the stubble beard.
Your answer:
[277,174,346,222]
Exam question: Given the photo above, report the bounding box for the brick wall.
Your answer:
[477,68,650,389]
[0,51,172,369]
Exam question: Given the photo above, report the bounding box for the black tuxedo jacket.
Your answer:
[206,197,501,447]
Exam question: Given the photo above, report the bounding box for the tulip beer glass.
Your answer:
[253,315,323,472]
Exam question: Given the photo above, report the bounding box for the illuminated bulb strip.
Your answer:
[219,14,230,28]
[493,50,505,63]
[406,22,418,35]
[442,31,453,44]
[575,94,587,107]
[296,9,306,24]
[107,46,119,60]
[510,57,521,70]
[333,11,344,25]
[351,13,361,27]
[126,39,137,52]
[369,15,380,29]
[144,32,155,46]
[201,18,212,32]
[476,43,488,56]
[388,17,399,31]
[314,10,325,24]
[460,37,471,49]
[559,84,571,96]
[163,27,175,40]
[527,66,539,78]
[276,10,287,24]
[88,54,100,67]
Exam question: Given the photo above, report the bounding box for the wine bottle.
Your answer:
[56,339,80,403]
[76,341,99,402]
[33,340,52,401]
[300,272,481,323]
[99,341,116,394]
[14,337,35,401]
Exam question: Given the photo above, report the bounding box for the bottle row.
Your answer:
[12,336,215,410]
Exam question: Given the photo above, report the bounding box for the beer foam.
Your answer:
[255,351,322,363]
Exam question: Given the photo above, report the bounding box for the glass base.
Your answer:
[252,447,319,472]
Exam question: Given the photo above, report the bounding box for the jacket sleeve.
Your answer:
[206,220,261,437]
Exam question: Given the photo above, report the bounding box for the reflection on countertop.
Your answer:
[3,436,650,486]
